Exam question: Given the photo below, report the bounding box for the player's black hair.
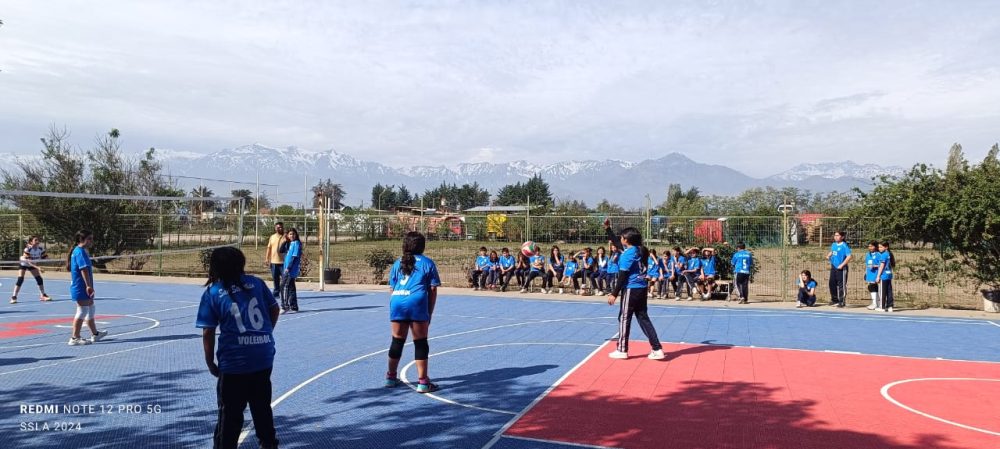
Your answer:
[619,227,650,269]
[287,228,301,242]
[275,221,284,227]
[489,250,499,262]
[737,242,746,250]
[205,246,247,293]
[401,232,426,276]
[879,241,896,268]
[801,269,812,279]
[868,240,879,249]
[65,230,93,271]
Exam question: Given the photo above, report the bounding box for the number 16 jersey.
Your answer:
[196,275,278,374]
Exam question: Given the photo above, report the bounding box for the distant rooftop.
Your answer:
[464,206,530,213]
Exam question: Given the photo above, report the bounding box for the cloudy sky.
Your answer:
[1,0,998,176]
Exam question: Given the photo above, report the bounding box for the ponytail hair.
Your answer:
[401,231,426,276]
[65,229,93,270]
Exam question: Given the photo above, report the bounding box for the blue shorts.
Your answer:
[390,295,429,322]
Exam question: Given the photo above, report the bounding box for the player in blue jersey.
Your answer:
[657,250,673,299]
[498,247,516,292]
[876,241,896,313]
[385,232,442,393]
[66,230,107,346]
[681,248,702,301]
[595,246,609,295]
[543,246,567,294]
[604,220,665,360]
[796,270,818,307]
[864,241,881,310]
[470,247,488,290]
[826,231,853,307]
[605,243,620,294]
[699,248,719,300]
[196,246,280,449]
[731,243,753,304]
[514,252,530,290]
[521,248,546,293]
[280,228,302,313]
[485,250,501,290]
[669,247,686,300]
[562,255,579,292]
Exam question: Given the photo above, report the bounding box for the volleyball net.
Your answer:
[0,190,247,276]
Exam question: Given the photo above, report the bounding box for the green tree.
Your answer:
[422,182,490,211]
[595,199,625,215]
[495,175,552,207]
[660,184,706,216]
[1,127,180,268]
[857,143,1000,290]
[189,185,215,216]
[311,178,345,209]
[274,204,297,215]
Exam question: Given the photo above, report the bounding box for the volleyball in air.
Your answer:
[520,241,539,257]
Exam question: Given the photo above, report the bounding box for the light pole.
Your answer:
[778,203,795,301]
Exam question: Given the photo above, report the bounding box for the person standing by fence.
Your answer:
[876,241,896,313]
[826,231,853,308]
[264,222,285,298]
[731,242,752,304]
[280,228,302,314]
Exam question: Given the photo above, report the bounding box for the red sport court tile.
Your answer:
[506,342,1000,449]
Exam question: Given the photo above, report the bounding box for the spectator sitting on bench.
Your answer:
[469,247,488,290]
[681,247,702,301]
[699,247,719,300]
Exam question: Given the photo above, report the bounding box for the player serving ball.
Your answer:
[10,235,52,303]
[603,218,665,360]
[385,231,442,393]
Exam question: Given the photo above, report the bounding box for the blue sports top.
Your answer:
[685,257,702,272]
[830,242,852,268]
[673,256,686,274]
[617,246,648,289]
[564,260,578,277]
[731,250,752,275]
[646,256,661,277]
[475,255,489,270]
[798,278,818,293]
[607,252,620,274]
[500,254,515,269]
[388,255,441,321]
[529,255,546,272]
[702,256,718,276]
[877,251,894,280]
[196,275,278,374]
[864,251,879,283]
[283,240,302,278]
[69,246,93,301]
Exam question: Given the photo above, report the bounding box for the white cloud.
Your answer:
[1,0,999,176]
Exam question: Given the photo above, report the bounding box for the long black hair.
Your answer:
[401,231,426,276]
[619,227,650,270]
[205,246,247,292]
[549,245,562,265]
[879,241,896,268]
[65,229,93,270]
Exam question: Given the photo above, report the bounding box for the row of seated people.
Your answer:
[468,243,753,301]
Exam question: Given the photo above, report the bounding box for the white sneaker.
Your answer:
[796,302,804,308]
[559,288,564,294]
[648,349,666,360]
[887,307,893,313]
[866,304,876,310]
[279,309,287,314]
[608,350,628,359]
[68,337,91,346]
[597,290,605,296]
[519,288,527,293]
[91,330,108,343]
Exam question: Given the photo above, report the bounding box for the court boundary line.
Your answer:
[398,342,602,416]
[499,434,622,449]
[0,314,160,351]
[480,341,607,449]
[880,377,1000,436]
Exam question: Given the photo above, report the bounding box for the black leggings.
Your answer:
[615,288,662,353]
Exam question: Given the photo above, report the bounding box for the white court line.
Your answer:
[989,321,1000,328]
[500,435,622,449]
[480,342,607,449]
[0,314,160,350]
[0,339,181,376]
[880,378,1000,436]
[237,316,621,445]
[398,342,601,416]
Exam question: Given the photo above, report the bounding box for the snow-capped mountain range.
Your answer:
[0,144,906,207]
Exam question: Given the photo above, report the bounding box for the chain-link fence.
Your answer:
[0,211,982,309]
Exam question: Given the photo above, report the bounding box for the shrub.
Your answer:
[365,248,395,284]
